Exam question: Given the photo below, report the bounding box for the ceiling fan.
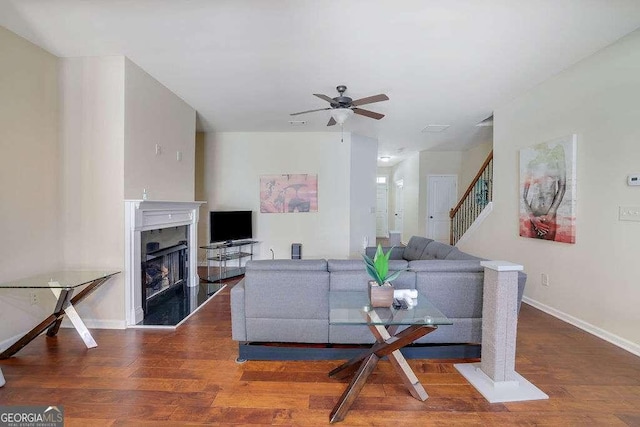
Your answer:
[290,85,389,126]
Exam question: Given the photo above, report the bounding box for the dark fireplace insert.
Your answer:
[141,226,189,321]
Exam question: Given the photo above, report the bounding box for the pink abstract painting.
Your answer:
[519,135,577,244]
[260,174,318,213]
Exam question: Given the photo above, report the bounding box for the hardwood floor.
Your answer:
[1,281,640,426]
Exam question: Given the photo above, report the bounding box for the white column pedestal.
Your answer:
[455,260,548,403]
[0,367,5,387]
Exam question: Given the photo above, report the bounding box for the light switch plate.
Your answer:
[619,206,640,221]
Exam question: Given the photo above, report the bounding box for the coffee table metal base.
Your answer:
[328,323,437,423]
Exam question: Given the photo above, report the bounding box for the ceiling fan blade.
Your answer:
[290,107,331,116]
[314,93,339,106]
[327,117,337,126]
[353,108,385,120]
[351,94,389,107]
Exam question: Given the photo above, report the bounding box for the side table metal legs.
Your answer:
[0,277,110,359]
[328,324,437,423]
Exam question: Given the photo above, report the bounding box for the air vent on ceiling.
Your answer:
[421,124,450,133]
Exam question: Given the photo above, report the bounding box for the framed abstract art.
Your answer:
[260,174,318,213]
[519,135,577,244]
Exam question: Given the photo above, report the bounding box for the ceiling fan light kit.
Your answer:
[330,108,354,125]
[291,85,389,127]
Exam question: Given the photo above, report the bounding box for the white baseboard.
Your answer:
[60,318,126,330]
[522,296,640,357]
[0,333,26,353]
[0,319,125,353]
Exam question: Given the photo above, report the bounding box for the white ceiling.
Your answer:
[2,0,640,166]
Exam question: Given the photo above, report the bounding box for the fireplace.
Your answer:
[124,200,205,327]
[141,226,188,316]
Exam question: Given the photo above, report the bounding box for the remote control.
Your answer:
[392,298,402,309]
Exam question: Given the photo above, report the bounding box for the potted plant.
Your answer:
[363,244,406,307]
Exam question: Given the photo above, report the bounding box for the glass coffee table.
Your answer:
[0,270,120,359]
[328,291,452,423]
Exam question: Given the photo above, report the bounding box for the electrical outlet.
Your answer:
[155,144,162,155]
[29,291,38,305]
[541,273,549,287]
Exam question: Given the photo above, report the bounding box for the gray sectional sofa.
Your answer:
[231,236,526,359]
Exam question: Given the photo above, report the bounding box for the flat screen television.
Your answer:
[209,211,252,243]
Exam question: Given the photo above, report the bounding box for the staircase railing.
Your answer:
[449,151,493,245]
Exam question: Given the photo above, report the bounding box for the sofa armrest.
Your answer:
[231,279,247,341]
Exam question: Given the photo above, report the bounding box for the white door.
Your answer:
[376,181,389,237]
[427,175,457,243]
[394,180,404,234]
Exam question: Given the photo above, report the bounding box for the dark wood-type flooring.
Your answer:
[1,279,640,426]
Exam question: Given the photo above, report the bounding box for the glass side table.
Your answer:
[0,271,120,359]
[328,291,452,423]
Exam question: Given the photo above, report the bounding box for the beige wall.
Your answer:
[390,154,420,243]
[199,132,353,260]
[349,134,377,257]
[459,29,640,354]
[59,56,197,327]
[124,58,196,201]
[195,132,208,263]
[59,56,126,327]
[459,141,492,194]
[376,166,393,235]
[419,151,464,237]
[387,146,492,243]
[0,27,61,344]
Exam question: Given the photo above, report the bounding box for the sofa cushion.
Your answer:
[415,271,484,318]
[364,246,404,260]
[402,236,433,261]
[329,270,416,291]
[245,270,329,319]
[246,318,328,343]
[328,259,409,272]
[327,259,363,271]
[445,248,483,261]
[422,241,456,260]
[246,259,327,271]
[409,260,483,273]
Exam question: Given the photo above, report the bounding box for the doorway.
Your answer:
[427,175,457,243]
[394,179,404,237]
[376,176,389,238]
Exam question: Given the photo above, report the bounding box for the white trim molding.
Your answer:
[522,296,640,357]
[124,200,205,327]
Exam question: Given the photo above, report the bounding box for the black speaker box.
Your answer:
[291,243,302,259]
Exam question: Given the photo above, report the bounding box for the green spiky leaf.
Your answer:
[364,263,383,285]
[384,269,405,283]
[363,244,408,285]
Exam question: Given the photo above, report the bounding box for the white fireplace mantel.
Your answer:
[124,200,206,326]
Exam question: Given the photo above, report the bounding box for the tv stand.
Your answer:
[201,240,259,282]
